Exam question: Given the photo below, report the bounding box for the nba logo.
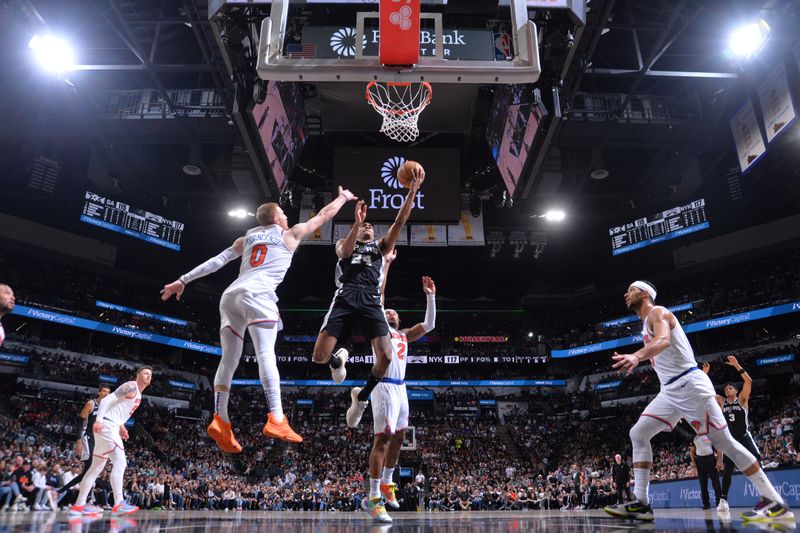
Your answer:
[691,420,702,432]
[494,32,512,60]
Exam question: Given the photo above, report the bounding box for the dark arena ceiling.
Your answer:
[1,0,799,305]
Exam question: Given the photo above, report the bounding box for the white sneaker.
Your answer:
[346,387,369,428]
[717,499,729,512]
[330,348,348,384]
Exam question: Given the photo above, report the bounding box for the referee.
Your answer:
[690,434,723,509]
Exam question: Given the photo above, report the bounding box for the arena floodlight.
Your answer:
[29,34,75,73]
[544,210,566,222]
[728,20,770,60]
[227,208,251,219]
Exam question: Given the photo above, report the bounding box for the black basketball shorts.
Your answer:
[320,286,390,340]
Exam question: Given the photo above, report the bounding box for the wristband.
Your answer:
[179,277,187,286]
[738,368,746,374]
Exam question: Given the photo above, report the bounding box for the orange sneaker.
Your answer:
[262,413,303,443]
[380,482,399,510]
[207,414,242,453]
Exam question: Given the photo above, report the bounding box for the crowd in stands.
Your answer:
[4,246,798,365]
[1,372,797,514]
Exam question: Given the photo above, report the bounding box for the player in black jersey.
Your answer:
[702,356,758,512]
[57,385,111,502]
[312,173,423,428]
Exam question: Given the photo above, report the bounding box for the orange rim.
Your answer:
[365,81,432,116]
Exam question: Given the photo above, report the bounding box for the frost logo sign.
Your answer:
[329,27,366,57]
[369,156,426,210]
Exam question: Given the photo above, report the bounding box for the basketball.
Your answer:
[397,160,425,188]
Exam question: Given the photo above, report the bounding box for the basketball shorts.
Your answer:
[93,427,125,460]
[371,382,409,435]
[220,288,282,339]
[640,369,727,435]
[320,286,390,340]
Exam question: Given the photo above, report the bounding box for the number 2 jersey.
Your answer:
[223,225,294,301]
[383,327,409,382]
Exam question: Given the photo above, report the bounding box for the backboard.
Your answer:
[256,0,540,84]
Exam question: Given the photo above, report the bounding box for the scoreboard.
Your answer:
[609,199,709,256]
[80,190,184,251]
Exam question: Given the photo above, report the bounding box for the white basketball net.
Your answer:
[366,82,432,143]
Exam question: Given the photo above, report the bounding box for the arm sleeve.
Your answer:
[421,294,436,333]
[179,246,239,285]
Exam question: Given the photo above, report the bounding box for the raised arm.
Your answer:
[701,362,726,407]
[379,175,422,254]
[612,306,673,375]
[379,248,397,306]
[93,382,138,432]
[725,355,752,408]
[161,238,244,301]
[403,276,436,342]
[336,200,366,259]
[284,187,357,251]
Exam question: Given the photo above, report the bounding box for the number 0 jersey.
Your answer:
[224,225,294,300]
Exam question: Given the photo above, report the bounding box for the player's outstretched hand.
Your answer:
[701,361,711,374]
[160,280,185,301]
[724,355,740,368]
[612,351,639,375]
[338,186,357,202]
[355,200,367,224]
[385,248,397,264]
[119,426,129,441]
[422,276,436,295]
[409,174,423,192]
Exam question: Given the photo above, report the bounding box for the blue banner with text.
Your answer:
[552,301,800,358]
[648,467,800,508]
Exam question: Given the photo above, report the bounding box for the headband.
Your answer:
[631,281,657,302]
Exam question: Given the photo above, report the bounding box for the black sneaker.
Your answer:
[604,500,655,521]
[740,498,796,522]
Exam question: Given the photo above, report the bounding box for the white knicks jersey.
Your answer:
[381,327,409,382]
[103,381,142,428]
[643,306,697,385]
[224,225,294,298]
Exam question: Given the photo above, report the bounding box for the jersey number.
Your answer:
[397,342,407,360]
[351,253,372,266]
[250,244,268,267]
[728,413,735,422]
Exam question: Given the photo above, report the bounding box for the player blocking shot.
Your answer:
[161,188,357,451]
[70,367,152,517]
[361,251,436,523]
[603,281,794,523]
[311,166,424,428]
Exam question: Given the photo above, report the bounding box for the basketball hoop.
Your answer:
[366,81,432,143]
